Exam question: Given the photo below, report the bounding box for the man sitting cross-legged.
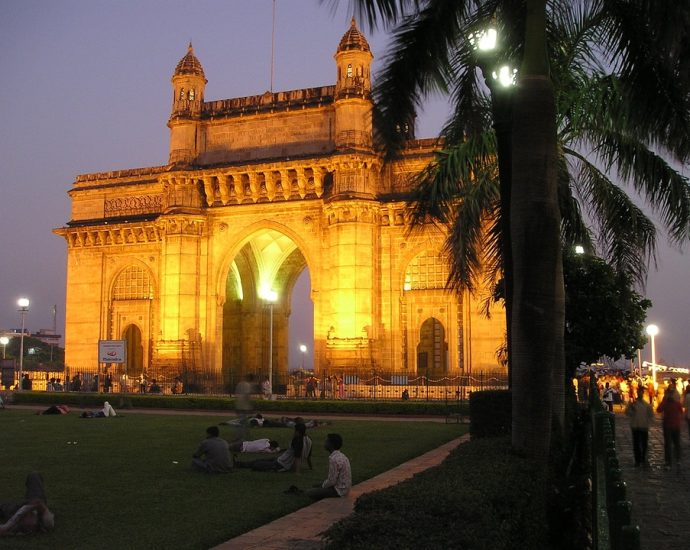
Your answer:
[192,426,233,473]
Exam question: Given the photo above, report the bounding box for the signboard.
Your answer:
[98,340,126,364]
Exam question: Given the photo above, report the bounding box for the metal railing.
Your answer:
[589,376,641,550]
[8,367,508,401]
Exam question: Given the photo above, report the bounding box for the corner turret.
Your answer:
[168,43,207,165]
[333,19,373,151]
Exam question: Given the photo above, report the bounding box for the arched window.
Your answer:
[188,88,195,100]
[404,251,449,291]
[346,64,353,78]
[179,88,185,100]
[112,266,153,300]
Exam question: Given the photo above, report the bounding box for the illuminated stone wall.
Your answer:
[55,22,505,382]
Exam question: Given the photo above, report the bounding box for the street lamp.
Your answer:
[469,23,517,383]
[17,297,30,390]
[299,344,307,370]
[574,245,585,255]
[646,324,659,384]
[262,289,278,397]
[0,336,8,359]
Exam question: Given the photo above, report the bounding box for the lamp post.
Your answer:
[0,336,8,359]
[469,24,517,385]
[17,297,30,390]
[263,289,278,397]
[646,324,659,384]
[299,344,307,370]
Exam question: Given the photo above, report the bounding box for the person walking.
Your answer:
[602,382,615,412]
[683,385,690,442]
[657,382,684,471]
[625,389,654,467]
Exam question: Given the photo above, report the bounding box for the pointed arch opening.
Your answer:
[221,228,313,392]
[417,317,448,376]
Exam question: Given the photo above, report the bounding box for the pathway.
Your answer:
[614,412,690,550]
[211,435,469,550]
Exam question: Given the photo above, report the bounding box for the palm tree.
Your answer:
[334,0,690,459]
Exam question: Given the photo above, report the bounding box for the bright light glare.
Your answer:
[17,297,30,309]
[646,324,659,336]
[262,289,278,302]
[299,344,307,353]
[469,27,497,51]
[492,65,517,87]
[574,245,585,255]
[0,337,9,346]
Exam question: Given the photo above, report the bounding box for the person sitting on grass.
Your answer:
[192,426,233,474]
[305,433,351,500]
[238,422,311,472]
[0,472,55,536]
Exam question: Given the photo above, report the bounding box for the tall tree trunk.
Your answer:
[510,0,564,461]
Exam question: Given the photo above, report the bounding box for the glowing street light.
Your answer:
[646,324,659,383]
[262,289,278,397]
[299,344,307,370]
[17,297,30,390]
[0,336,8,359]
[574,245,585,255]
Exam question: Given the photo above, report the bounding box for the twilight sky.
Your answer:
[0,0,688,368]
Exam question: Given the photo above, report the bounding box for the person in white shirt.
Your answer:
[229,438,280,453]
[306,433,351,500]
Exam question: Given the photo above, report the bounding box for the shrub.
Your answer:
[10,391,468,417]
[324,436,550,549]
[469,389,511,438]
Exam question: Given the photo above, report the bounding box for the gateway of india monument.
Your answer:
[55,20,505,390]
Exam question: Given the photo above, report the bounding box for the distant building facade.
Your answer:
[55,21,505,384]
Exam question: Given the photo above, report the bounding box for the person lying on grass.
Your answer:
[192,426,233,474]
[228,438,280,454]
[236,422,312,472]
[285,433,351,499]
[79,401,117,418]
[0,472,55,536]
[220,413,328,429]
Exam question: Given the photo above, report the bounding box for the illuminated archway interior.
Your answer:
[222,229,309,386]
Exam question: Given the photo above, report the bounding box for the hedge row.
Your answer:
[469,389,511,438]
[8,391,468,417]
[324,435,549,550]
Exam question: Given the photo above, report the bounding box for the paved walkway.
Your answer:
[211,434,469,550]
[614,412,690,550]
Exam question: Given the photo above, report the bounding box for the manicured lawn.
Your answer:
[0,409,464,549]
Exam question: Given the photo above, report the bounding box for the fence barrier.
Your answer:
[5,367,508,402]
[589,376,640,550]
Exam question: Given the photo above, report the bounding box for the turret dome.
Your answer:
[337,18,371,53]
[174,42,206,79]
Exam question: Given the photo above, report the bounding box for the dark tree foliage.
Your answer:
[3,335,65,367]
[564,251,651,377]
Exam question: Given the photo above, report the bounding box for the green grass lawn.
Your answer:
[0,409,464,550]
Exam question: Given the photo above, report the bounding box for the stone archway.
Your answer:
[221,228,311,389]
[123,324,144,377]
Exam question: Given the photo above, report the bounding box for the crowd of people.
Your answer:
[585,372,690,472]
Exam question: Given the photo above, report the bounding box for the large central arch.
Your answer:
[219,226,312,389]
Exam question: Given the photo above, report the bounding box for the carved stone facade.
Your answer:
[55,20,505,382]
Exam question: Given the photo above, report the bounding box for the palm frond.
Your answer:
[567,148,657,283]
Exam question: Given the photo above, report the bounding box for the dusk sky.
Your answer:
[1,0,688,368]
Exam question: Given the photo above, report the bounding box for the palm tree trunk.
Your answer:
[510,0,564,461]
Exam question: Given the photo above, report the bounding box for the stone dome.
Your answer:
[337,18,371,53]
[174,43,206,79]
